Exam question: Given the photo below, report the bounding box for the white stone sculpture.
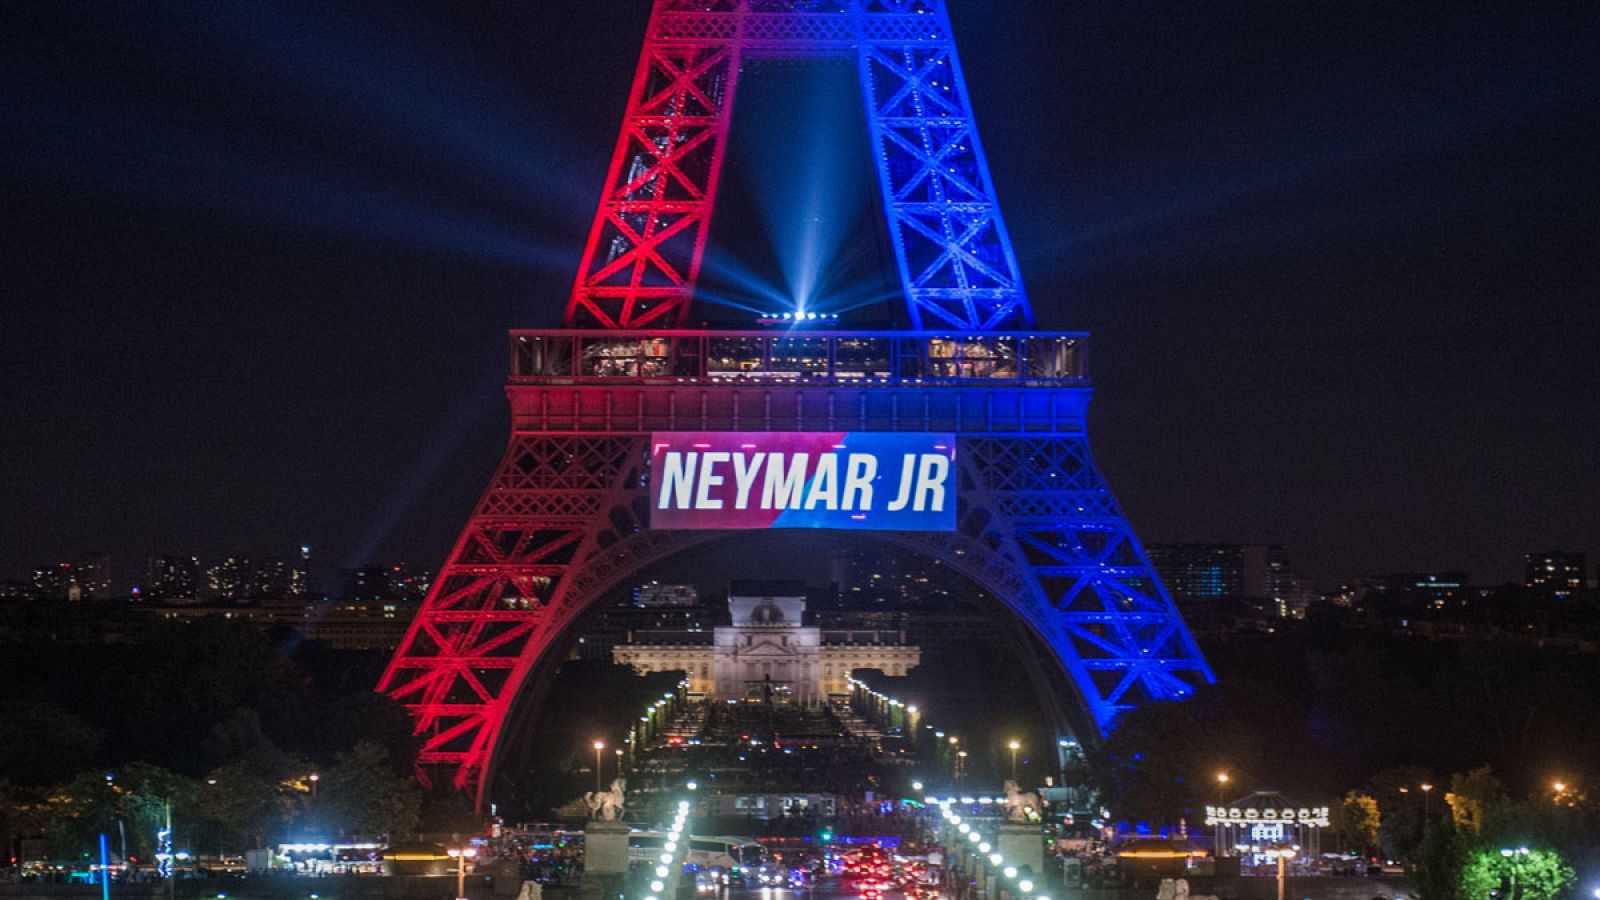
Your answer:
[586,777,627,821]
[1002,779,1042,823]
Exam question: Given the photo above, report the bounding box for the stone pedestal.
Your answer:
[997,822,1044,881]
[584,820,631,877]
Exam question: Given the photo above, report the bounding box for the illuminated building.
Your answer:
[76,553,112,599]
[1149,544,1296,613]
[1525,550,1586,599]
[1364,572,1471,613]
[1148,544,1245,601]
[612,581,918,702]
[633,581,700,607]
[207,556,254,602]
[253,557,294,597]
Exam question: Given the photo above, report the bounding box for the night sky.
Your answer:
[3,0,1596,588]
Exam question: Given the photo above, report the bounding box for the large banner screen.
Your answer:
[649,432,956,531]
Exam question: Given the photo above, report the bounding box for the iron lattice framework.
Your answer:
[380,0,1214,807]
[565,0,1032,331]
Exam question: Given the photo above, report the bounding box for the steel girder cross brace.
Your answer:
[376,436,650,799]
[564,0,1033,331]
[957,437,1214,725]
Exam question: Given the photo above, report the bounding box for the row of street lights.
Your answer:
[850,677,1075,789]
[941,803,1046,900]
[645,799,693,900]
[945,734,1032,784]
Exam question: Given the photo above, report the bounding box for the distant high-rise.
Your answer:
[76,552,112,599]
[291,545,311,595]
[253,557,293,597]
[207,556,254,602]
[334,563,431,603]
[1149,544,1244,601]
[1363,572,1471,612]
[1525,551,1586,599]
[824,545,964,609]
[1149,544,1295,614]
[147,556,202,600]
[389,563,432,603]
[31,562,76,601]
[344,565,393,602]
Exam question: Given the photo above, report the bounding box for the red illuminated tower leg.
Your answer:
[377,435,648,796]
[565,3,743,329]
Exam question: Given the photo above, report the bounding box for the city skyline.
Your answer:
[4,0,1596,587]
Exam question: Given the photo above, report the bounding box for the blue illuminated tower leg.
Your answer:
[959,435,1215,730]
[858,2,1033,331]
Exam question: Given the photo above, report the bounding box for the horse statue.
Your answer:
[1002,779,1042,823]
[585,777,627,821]
[1162,877,1216,900]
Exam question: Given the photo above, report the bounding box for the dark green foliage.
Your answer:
[0,700,102,787]
[313,741,421,838]
[1093,625,1600,824]
[0,619,427,857]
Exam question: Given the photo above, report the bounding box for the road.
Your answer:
[722,885,906,900]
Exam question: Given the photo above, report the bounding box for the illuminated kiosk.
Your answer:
[1205,793,1328,868]
[378,0,1215,806]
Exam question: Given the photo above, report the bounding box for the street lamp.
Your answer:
[1420,783,1433,820]
[1212,773,1233,858]
[308,773,319,798]
[446,846,477,900]
[1008,740,1022,782]
[1264,846,1297,900]
[592,740,606,791]
[1500,847,1530,900]
[956,751,968,786]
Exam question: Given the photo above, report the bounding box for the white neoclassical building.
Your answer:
[613,585,919,703]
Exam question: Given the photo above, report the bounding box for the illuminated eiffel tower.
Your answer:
[379,0,1214,805]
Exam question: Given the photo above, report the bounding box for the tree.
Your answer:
[103,620,299,775]
[1445,766,1506,836]
[44,764,198,860]
[1459,848,1574,900]
[0,779,47,863]
[1366,765,1434,860]
[1414,822,1472,900]
[0,701,102,788]
[1088,682,1297,825]
[1330,791,1380,855]
[201,707,294,776]
[315,741,421,838]
[419,781,480,836]
[194,762,289,854]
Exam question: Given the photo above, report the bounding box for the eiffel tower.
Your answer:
[379,0,1214,805]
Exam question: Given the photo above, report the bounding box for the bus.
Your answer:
[627,832,766,872]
